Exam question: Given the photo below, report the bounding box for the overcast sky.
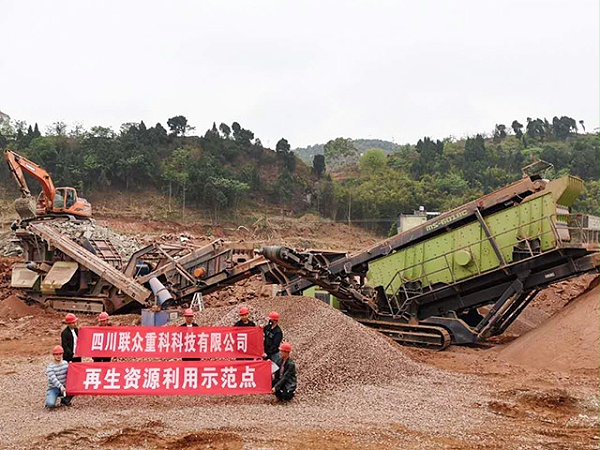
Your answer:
[1,0,598,148]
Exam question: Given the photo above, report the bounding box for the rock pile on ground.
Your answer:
[499,282,599,373]
[192,295,458,396]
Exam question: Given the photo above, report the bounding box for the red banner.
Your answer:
[66,360,272,395]
[76,326,264,359]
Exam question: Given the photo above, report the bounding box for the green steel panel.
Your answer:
[368,191,561,291]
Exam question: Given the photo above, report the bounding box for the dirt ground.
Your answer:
[0,215,598,450]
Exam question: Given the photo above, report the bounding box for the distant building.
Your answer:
[397,207,440,233]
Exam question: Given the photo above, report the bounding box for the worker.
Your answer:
[92,312,112,363]
[234,306,256,327]
[181,308,200,361]
[60,313,81,362]
[181,308,198,327]
[45,345,73,408]
[262,310,283,361]
[271,341,297,402]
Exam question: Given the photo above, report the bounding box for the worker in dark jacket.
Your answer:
[262,311,283,361]
[234,306,256,327]
[180,308,200,361]
[271,341,297,401]
[92,312,112,362]
[61,313,81,362]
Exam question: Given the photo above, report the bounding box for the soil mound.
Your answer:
[0,294,38,319]
[499,284,599,373]
[193,295,429,394]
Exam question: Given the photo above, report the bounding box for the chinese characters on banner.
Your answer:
[66,360,272,395]
[76,326,264,359]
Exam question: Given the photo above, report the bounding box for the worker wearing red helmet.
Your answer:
[60,313,81,362]
[93,312,112,363]
[180,308,198,328]
[45,345,73,408]
[262,310,283,361]
[234,306,256,327]
[180,308,200,361]
[271,341,297,401]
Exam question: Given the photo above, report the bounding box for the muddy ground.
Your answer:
[0,215,598,450]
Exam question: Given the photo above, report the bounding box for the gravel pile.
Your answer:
[192,296,430,395]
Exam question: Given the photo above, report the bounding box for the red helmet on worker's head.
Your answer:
[64,313,78,324]
[98,312,109,322]
[268,311,280,321]
[183,308,195,317]
[52,345,64,355]
[239,306,250,316]
[279,342,292,353]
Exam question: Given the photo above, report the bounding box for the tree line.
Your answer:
[0,116,306,222]
[0,114,597,233]
[310,115,598,233]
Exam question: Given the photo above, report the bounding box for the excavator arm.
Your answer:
[4,150,56,203]
[4,149,57,218]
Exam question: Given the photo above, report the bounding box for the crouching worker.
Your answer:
[45,345,73,408]
[271,342,297,402]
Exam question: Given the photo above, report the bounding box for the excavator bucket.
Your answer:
[14,197,37,219]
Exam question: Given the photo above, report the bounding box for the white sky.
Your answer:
[1,0,598,148]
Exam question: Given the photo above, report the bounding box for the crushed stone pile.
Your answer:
[44,220,142,260]
[499,282,599,373]
[192,295,446,395]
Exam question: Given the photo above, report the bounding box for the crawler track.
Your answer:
[357,319,452,350]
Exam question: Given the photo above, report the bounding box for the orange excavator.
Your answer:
[4,149,92,220]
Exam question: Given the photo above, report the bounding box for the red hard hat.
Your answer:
[52,345,64,355]
[239,306,250,315]
[279,342,292,352]
[64,313,78,324]
[268,311,280,321]
[183,308,195,317]
[98,312,109,321]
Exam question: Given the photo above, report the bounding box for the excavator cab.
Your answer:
[52,187,77,209]
[50,187,91,218]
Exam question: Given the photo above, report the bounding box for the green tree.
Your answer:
[312,154,326,179]
[493,124,507,143]
[323,137,358,167]
[552,116,577,140]
[276,138,290,154]
[359,148,387,176]
[511,120,524,138]
[463,134,487,188]
[219,123,231,138]
[412,137,444,177]
[167,115,191,137]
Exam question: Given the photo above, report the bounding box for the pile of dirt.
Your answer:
[0,294,39,319]
[499,284,599,373]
